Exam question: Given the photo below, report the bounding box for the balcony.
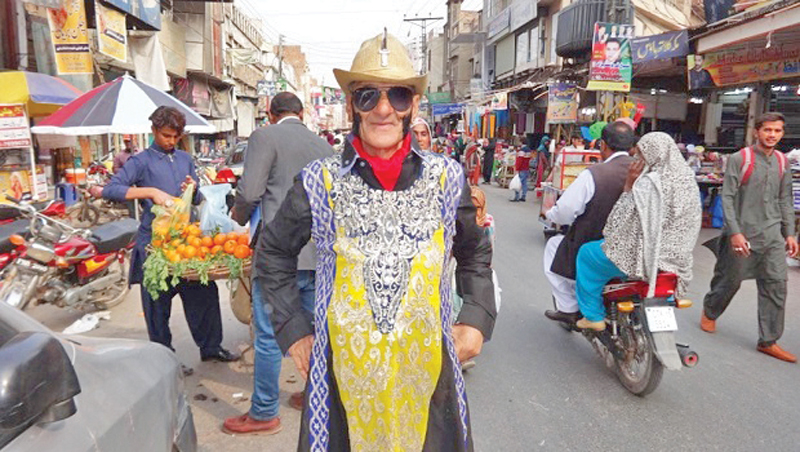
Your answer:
[555,0,608,59]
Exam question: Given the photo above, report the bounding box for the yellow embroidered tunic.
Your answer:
[321,160,448,451]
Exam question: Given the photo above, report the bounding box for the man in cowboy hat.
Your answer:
[259,30,496,451]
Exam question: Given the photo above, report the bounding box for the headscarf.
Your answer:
[412,117,431,137]
[471,186,487,226]
[537,135,551,152]
[602,132,701,297]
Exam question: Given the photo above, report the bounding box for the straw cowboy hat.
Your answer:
[334,29,428,95]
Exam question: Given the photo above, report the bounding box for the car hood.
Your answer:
[7,335,191,452]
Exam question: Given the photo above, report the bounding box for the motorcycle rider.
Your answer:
[101,106,240,373]
[543,122,635,324]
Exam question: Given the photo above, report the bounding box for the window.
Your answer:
[516,31,529,67]
[529,25,539,67]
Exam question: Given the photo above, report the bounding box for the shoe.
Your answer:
[288,391,304,411]
[222,414,282,435]
[519,198,526,202]
[509,199,519,202]
[545,310,582,324]
[700,312,716,333]
[576,318,606,331]
[201,348,241,362]
[757,344,797,363]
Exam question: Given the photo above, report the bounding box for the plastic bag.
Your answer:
[509,173,522,192]
[151,184,194,242]
[199,183,235,234]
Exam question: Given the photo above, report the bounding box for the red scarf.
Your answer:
[352,134,412,191]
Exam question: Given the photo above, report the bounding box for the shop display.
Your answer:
[142,186,251,298]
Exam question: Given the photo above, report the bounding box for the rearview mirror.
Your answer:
[0,332,81,430]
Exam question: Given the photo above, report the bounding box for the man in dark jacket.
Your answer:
[542,122,635,324]
[223,92,333,435]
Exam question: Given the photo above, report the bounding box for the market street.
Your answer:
[29,184,800,451]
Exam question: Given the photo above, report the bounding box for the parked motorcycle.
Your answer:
[553,272,698,396]
[0,198,138,311]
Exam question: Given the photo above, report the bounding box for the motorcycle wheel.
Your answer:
[92,256,130,310]
[614,308,664,396]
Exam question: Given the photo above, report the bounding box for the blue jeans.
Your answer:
[576,240,625,322]
[250,271,315,420]
[514,170,529,200]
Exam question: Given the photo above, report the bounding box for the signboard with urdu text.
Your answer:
[96,1,127,62]
[688,44,800,89]
[103,0,161,30]
[0,105,33,150]
[546,83,579,124]
[587,22,634,92]
[46,0,93,75]
[631,30,688,64]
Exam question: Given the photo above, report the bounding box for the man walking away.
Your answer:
[223,92,333,435]
[702,112,799,362]
[511,145,533,202]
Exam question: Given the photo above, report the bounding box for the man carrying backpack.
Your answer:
[702,112,799,362]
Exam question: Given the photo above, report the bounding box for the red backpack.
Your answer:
[739,147,787,185]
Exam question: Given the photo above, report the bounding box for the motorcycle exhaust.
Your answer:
[62,272,123,306]
[676,343,699,368]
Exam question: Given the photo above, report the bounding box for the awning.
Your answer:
[697,3,800,53]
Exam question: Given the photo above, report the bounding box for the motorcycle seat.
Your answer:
[603,272,678,301]
[90,218,139,254]
[0,219,30,254]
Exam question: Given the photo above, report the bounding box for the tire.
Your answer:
[614,308,664,396]
[92,255,130,310]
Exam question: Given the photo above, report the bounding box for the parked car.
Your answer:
[0,302,196,451]
[215,142,247,186]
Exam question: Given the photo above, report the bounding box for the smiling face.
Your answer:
[347,82,420,153]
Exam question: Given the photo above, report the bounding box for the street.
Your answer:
[29,184,800,451]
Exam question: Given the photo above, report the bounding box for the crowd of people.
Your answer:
[92,28,800,452]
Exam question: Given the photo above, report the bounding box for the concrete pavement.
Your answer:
[27,183,800,451]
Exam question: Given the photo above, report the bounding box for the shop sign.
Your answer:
[46,0,92,75]
[631,30,688,64]
[102,0,161,30]
[95,1,127,62]
[432,103,465,116]
[0,105,33,150]
[587,22,634,92]
[704,0,774,25]
[546,83,579,124]
[0,167,46,204]
[488,8,510,39]
[491,92,508,111]
[427,92,452,104]
[688,44,800,89]
[510,0,537,33]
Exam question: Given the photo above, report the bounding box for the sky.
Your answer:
[239,0,483,86]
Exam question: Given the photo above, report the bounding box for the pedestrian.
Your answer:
[112,136,138,173]
[411,116,432,151]
[543,122,635,325]
[574,132,702,331]
[510,145,533,202]
[260,30,496,451]
[481,137,495,184]
[701,112,799,362]
[101,106,239,374]
[223,92,333,435]
[533,134,551,187]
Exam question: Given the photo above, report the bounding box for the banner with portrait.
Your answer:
[688,44,800,89]
[546,83,578,124]
[587,22,634,92]
[95,1,127,62]
[47,0,92,74]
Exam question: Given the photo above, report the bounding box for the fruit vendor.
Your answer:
[100,106,239,368]
[260,32,496,451]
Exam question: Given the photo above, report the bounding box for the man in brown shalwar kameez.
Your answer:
[702,112,799,362]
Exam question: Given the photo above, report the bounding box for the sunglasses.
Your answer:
[352,86,414,112]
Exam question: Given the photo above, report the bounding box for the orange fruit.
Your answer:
[177,244,186,255]
[224,232,237,243]
[199,246,210,258]
[188,236,202,248]
[166,250,180,263]
[152,239,163,248]
[201,236,213,247]
[237,235,249,246]
[213,233,227,246]
[211,245,223,255]
[234,244,251,259]
[187,224,201,237]
[182,245,197,259]
[223,240,237,254]
[170,239,182,248]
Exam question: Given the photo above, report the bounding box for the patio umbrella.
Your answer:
[31,73,215,135]
[0,71,83,117]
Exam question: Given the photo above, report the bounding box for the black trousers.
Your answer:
[139,280,223,356]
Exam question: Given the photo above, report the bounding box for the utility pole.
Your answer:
[278,34,284,81]
[403,16,443,76]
